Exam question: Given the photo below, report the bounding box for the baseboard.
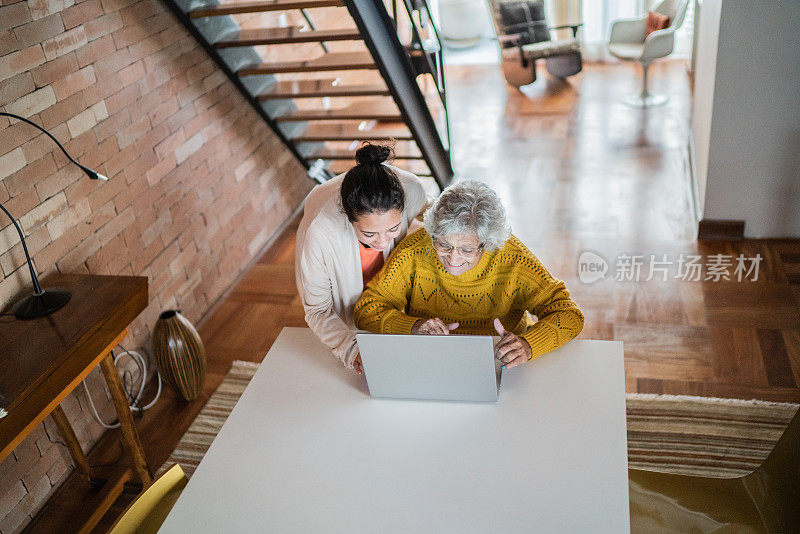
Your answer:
[698,218,745,240]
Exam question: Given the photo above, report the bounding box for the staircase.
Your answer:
[162,0,453,189]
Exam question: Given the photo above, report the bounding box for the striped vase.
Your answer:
[152,310,206,401]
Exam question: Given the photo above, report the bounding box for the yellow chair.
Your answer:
[109,464,189,534]
[629,404,800,532]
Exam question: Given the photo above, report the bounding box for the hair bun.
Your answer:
[355,143,391,166]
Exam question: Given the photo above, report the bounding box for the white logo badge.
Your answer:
[578,251,608,284]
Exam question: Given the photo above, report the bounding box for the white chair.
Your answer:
[608,0,689,107]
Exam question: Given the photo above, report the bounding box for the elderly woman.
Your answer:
[354,180,584,368]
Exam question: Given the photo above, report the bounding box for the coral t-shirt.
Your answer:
[359,240,384,286]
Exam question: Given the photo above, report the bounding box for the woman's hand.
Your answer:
[493,318,532,369]
[353,354,363,375]
[411,318,459,335]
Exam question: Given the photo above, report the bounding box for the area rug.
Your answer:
[158,361,798,479]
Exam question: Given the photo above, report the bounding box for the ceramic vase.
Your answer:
[152,310,206,401]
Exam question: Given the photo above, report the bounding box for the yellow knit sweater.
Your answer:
[354,229,584,360]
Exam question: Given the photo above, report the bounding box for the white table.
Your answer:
[160,328,629,533]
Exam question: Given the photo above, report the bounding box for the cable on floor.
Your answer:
[82,344,162,430]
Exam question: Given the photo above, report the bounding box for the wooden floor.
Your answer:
[444,61,800,402]
[33,60,800,532]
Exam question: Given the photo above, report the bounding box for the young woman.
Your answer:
[295,144,430,374]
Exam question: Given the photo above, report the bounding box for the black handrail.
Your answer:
[345,0,453,189]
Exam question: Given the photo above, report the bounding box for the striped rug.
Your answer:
[159,361,798,479]
[627,393,797,477]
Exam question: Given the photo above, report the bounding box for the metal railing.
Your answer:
[345,0,453,188]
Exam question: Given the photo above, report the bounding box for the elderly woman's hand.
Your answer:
[493,318,532,369]
[411,318,459,335]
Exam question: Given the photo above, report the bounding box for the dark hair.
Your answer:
[340,143,405,222]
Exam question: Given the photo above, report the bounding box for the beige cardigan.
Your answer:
[295,166,430,369]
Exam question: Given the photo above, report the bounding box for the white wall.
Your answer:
[691,0,721,212]
[695,0,800,237]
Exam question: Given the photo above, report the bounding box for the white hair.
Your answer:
[423,180,511,251]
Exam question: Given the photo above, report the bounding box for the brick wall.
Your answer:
[0,0,313,531]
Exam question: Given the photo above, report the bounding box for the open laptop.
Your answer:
[355,333,502,402]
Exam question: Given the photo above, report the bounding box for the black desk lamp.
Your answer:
[1,112,108,320]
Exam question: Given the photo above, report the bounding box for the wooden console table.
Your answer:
[0,273,153,530]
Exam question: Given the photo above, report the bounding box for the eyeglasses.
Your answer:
[432,238,484,258]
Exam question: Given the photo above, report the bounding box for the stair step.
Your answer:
[258,80,389,100]
[238,51,375,75]
[306,149,423,160]
[293,124,414,142]
[327,159,432,176]
[190,0,345,18]
[215,27,361,48]
[275,100,400,122]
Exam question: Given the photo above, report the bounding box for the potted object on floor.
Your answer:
[152,310,206,401]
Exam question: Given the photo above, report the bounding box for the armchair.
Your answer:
[608,0,689,107]
[488,0,583,88]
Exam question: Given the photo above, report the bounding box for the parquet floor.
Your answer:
[36,60,800,532]
[442,61,800,402]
